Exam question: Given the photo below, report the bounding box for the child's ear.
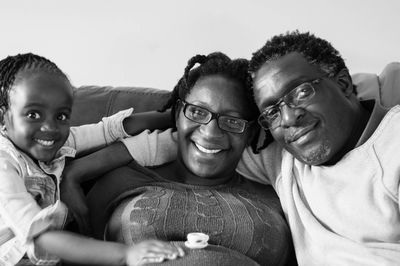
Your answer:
[335,69,354,97]
[0,106,6,125]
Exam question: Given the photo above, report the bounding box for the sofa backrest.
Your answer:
[71,86,171,126]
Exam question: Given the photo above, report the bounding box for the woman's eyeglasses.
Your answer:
[179,100,252,134]
[257,78,322,130]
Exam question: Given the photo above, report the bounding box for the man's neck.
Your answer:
[326,101,371,165]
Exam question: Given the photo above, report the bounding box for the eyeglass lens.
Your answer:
[184,103,247,133]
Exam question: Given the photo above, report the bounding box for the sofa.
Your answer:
[70,85,171,126]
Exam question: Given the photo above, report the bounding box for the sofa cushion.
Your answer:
[71,86,171,126]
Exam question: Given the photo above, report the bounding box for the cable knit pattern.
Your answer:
[104,173,290,266]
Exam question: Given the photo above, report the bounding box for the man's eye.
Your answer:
[265,107,280,118]
[57,113,70,121]
[294,85,313,100]
[27,112,41,119]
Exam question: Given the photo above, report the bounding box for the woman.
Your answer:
[72,52,292,265]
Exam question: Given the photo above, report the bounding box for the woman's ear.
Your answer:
[174,100,183,128]
[246,123,258,146]
[335,69,354,97]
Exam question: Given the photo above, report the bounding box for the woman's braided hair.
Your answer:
[160,52,262,153]
[0,53,69,111]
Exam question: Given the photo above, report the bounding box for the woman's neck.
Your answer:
[154,159,237,187]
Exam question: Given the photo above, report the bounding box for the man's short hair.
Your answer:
[249,30,347,77]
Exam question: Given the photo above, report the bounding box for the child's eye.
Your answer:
[57,113,70,121]
[26,112,41,120]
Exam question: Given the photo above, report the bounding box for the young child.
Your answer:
[0,53,183,266]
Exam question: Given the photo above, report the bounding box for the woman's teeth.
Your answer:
[35,139,55,146]
[194,143,221,154]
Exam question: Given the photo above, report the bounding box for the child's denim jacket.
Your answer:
[0,109,132,266]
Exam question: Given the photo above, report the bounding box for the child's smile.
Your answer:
[35,139,56,147]
[3,71,73,163]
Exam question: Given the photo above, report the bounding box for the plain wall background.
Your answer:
[0,0,399,90]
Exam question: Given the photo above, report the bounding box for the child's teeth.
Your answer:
[36,139,55,146]
[194,143,221,154]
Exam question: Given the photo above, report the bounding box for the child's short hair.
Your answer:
[0,53,69,110]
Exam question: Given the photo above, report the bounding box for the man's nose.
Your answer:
[279,104,305,128]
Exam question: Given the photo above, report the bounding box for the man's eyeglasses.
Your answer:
[258,78,322,130]
[179,100,252,134]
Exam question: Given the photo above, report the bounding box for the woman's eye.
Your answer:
[190,108,206,117]
[27,112,40,119]
[226,118,239,125]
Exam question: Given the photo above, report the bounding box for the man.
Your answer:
[235,31,400,265]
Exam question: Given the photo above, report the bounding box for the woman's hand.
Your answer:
[125,240,184,266]
[61,159,91,235]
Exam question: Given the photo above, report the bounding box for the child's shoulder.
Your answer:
[0,134,25,174]
[0,134,29,169]
[0,134,19,156]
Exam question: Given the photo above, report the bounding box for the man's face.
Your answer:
[253,52,356,165]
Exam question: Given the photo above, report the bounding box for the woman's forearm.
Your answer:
[123,110,173,136]
[66,141,133,183]
[35,230,127,265]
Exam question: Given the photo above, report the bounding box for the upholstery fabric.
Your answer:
[71,86,171,126]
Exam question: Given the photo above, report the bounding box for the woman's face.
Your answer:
[176,74,253,179]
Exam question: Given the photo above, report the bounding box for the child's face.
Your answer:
[3,71,73,163]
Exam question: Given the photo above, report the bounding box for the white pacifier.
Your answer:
[184,232,209,249]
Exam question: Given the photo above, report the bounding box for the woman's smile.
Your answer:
[193,141,222,154]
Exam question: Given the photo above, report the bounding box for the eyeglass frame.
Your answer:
[178,99,253,134]
[257,77,324,130]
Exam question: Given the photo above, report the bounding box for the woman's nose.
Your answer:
[200,118,224,137]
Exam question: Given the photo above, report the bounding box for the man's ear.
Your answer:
[335,69,354,97]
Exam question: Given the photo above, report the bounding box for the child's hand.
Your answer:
[125,240,184,266]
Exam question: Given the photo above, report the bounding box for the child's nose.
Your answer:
[40,119,58,132]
